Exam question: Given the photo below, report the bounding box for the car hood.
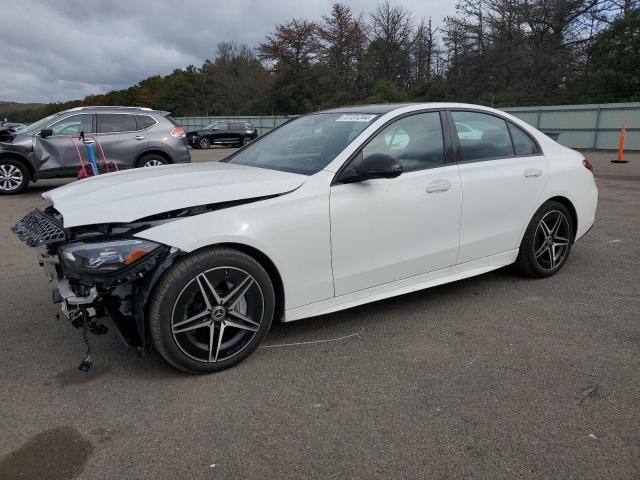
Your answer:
[44,162,308,228]
[0,133,31,149]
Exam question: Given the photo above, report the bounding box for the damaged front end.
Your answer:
[12,207,180,366]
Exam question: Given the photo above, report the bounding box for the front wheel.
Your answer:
[515,201,574,278]
[198,137,211,149]
[148,247,275,373]
[0,158,29,195]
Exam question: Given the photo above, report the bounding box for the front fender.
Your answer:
[134,186,334,310]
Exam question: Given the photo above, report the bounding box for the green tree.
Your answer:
[577,9,640,102]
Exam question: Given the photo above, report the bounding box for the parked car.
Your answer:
[12,103,598,373]
[0,106,191,194]
[187,121,258,149]
[454,121,483,140]
[0,122,26,134]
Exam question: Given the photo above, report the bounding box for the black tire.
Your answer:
[148,247,275,374]
[198,137,211,149]
[515,200,574,278]
[0,158,29,195]
[237,136,251,148]
[136,154,169,168]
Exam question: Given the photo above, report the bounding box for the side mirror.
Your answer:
[338,152,403,184]
[39,129,53,138]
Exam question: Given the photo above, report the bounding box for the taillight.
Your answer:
[170,127,186,138]
[583,159,594,172]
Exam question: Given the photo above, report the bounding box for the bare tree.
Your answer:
[369,1,415,85]
[318,4,369,103]
[411,17,438,85]
[258,19,321,68]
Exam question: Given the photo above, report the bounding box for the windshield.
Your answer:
[204,122,220,130]
[227,113,378,175]
[18,114,60,135]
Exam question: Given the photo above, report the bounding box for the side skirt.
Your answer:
[284,249,519,322]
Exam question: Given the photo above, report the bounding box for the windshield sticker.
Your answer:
[336,114,377,122]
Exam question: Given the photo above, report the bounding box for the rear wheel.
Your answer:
[516,201,573,277]
[149,247,275,373]
[0,158,29,195]
[198,137,211,149]
[136,154,169,168]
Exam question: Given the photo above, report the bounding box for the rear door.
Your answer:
[33,113,94,176]
[450,110,549,264]
[96,113,149,169]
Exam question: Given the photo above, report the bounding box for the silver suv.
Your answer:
[0,106,191,194]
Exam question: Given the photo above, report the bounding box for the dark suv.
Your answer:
[187,121,258,149]
[0,106,191,194]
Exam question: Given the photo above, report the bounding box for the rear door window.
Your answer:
[97,114,138,133]
[451,111,514,161]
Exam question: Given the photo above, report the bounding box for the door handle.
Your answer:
[135,135,146,140]
[524,168,543,178]
[425,180,451,193]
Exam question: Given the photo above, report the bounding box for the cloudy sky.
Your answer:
[1,0,457,103]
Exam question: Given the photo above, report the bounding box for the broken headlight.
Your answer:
[59,239,162,273]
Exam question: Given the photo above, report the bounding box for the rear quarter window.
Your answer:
[137,115,157,129]
[508,122,539,155]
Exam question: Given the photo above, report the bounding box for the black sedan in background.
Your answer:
[187,121,258,149]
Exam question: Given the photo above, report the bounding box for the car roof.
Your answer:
[60,106,169,115]
[317,102,505,115]
[318,103,419,114]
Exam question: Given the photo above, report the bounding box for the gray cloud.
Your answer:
[1,0,457,103]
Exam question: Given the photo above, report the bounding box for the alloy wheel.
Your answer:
[143,159,164,167]
[199,138,210,149]
[533,210,571,270]
[0,163,24,192]
[170,267,264,363]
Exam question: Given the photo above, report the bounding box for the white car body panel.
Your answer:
[43,162,307,228]
[137,172,336,310]
[43,102,598,323]
[286,249,519,321]
[456,154,550,264]
[330,165,462,296]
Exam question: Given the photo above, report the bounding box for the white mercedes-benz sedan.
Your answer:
[13,103,598,373]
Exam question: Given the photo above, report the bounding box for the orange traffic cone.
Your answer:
[611,124,629,164]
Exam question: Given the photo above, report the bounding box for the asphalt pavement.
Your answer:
[1,148,639,479]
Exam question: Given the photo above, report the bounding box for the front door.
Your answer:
[33,113,94,177]
[330,111,462,296]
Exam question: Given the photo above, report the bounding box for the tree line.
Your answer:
[6,0,639,122]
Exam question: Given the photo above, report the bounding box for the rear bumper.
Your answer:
[175,149,191,163]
